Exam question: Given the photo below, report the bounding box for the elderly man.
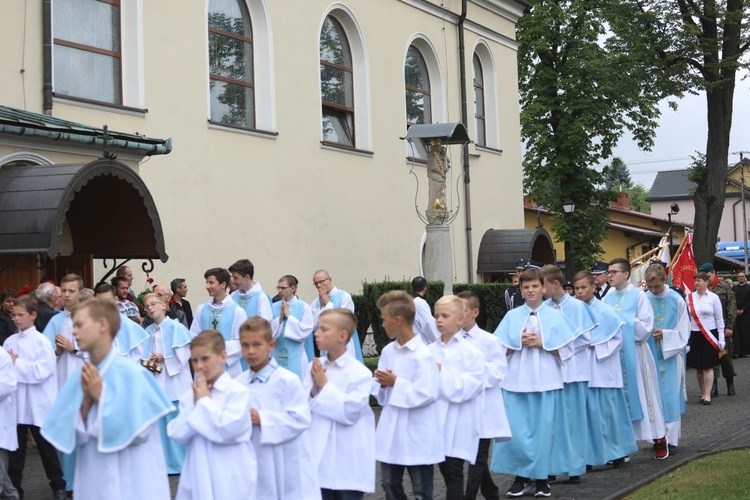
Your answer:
[35,282,61,332]
[142,285,188,328]
[699,263,737,397]
[310,270,363,362]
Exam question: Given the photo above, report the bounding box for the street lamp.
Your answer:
[562,198,576,280]
[668,203,680,256]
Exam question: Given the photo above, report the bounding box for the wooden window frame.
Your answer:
[53,0,123,105]
[473,53,486,146]
[208,2,256,129]
[320,16,356,148]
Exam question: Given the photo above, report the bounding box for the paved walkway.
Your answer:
[19,358,750,499]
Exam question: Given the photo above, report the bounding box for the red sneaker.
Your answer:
[654,437,669,460]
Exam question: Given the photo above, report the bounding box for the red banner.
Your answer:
[672,233,697,293]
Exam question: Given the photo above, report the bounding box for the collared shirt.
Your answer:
[249,357,278,383]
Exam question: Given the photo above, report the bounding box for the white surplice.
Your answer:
[73,405,170,500]
[0,347,17,452]
[2,327,57,426]
[373,336,444,466]
[148,325,192,401]
[168,373,256,500]
[303,353,376,493]
[237,362,320,500]
[428,334,485,463]
[461,325,511,441]
[190,296,248,377]
[44,314,86,391]
[413,295,439,345]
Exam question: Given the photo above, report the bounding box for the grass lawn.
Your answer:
[626,448,750,499]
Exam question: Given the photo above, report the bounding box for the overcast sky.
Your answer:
[609,80,750,191]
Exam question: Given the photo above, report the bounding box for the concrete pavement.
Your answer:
[17,358,750,499]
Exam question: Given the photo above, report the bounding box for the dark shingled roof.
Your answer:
[646,169,694,201]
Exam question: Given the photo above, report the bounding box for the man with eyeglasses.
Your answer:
[271,275,313,377]
[310,270,363,362]
[603,258,668,461]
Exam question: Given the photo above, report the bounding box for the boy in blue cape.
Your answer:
[41,298,173,500]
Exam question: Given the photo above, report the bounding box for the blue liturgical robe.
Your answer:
[271,299,309,377]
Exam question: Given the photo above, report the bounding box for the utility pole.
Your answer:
[732,151,750,274]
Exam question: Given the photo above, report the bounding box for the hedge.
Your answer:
[352,280,512,354]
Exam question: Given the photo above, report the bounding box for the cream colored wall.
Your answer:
[0,0,525,301]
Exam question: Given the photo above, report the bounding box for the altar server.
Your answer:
[271,275,314,377]
[490,268,580,498]
[169,330,256,499]
[304,309,376,499]
[310,270,363,362]
[41,298,173,500]
[428,295,484,500]
[456,291,511,500]
[190,268,248,377]
[142,293,192,474]
[541,265,595,483]
[373,291,443,500]
[0,345,18,500]
[5,296,64,499]
[573,271,637,468]
[236,318,319,499]
[603,258,667,459]
[43,274,86,391]
[644,264,690,449]
[229,259,274,322]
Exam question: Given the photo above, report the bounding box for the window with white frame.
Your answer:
[320,16,355,147]
[473,53,486,147]
[473,42,499,150]
[208,0,255,129]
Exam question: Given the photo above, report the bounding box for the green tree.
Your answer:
[518,0,668,270]
[604,157,633,192]
[606,0,750,264]
[628,183,651,213]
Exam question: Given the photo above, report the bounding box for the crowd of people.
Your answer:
[0,255,746,500]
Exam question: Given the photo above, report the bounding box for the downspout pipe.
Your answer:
[43,0,53,115]
[458,0,474,283]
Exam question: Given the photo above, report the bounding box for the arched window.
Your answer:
[320,16,354,147]
[473,42,499,150]
[473,54,486,147]
[208,0,255,129]
[405,45,431,158]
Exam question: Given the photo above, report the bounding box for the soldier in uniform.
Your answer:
[699,263,737,396]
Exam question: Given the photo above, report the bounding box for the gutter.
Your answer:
[459,0,475,283]
[0,124,172,156]
[42,0,53,115]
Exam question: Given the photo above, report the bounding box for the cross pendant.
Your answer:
[211,319,218,329]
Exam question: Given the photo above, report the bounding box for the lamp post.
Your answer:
[562,198,576,281]
[668,203,680,257]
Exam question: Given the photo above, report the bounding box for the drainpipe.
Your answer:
[42,0,53,115]
[733,196,742,241]
[458,0,474,283]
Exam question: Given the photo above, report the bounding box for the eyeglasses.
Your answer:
[276,286,291,291]
[313,277,330,287]
[606,270,625,275]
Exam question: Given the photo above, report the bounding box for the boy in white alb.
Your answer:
[429,295,485,500]
[189,268,248,377]
[236,317,319,499]
[142,293,193,474]
[169,330,256,499]
[456,291,511,500]
[0,345,19,499]
[304,309,376,499]
[373,291,443,500]
[41,298,173,500]
[5,296,65,499]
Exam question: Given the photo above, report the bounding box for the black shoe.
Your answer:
[612,457,626,468]
[728,380,736,396]
[568,475,582,484]
[53,490,67,500]
[535,480,551,497]
[586,465,593,472]
[507,477,532,497]
[711,380,719,398]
